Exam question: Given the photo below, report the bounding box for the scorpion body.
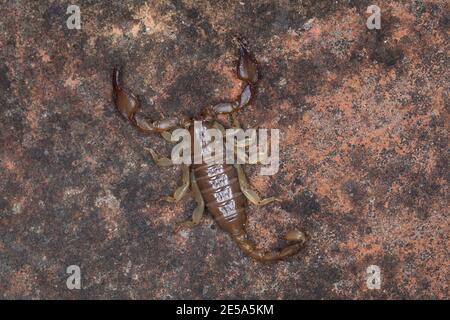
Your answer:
[112,39,307,262]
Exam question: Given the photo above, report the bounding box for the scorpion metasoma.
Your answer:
[112,38,307,262]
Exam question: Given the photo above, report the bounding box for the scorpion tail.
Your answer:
[232,230,307,262]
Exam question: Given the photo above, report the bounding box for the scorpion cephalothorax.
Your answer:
[112,38,307,262]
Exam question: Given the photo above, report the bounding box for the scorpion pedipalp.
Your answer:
[112,67,187,133]
[237,44,258,84]
[112,66,139,121]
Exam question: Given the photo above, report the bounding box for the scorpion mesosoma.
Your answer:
[112,39,307,262]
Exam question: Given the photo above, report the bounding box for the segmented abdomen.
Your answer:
[193,163,247,235]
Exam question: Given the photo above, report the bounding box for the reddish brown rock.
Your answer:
[0,0,448,299]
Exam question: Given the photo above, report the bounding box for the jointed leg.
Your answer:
[162,165,190,203]
[176,170,205,229]
[160,131,173,143]
[146,148,173,167]
[235,164,281,206]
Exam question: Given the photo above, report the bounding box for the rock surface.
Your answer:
[0,0,448,299]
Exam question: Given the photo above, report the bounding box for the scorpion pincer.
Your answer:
[112,38,307,262]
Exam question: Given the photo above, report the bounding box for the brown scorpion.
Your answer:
[112,39,307,262]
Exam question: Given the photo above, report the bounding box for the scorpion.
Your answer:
[112,38,307,262]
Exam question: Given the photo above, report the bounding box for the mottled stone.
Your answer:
[0,0,448,299]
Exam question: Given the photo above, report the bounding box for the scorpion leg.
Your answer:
[160,131,174,143]
[235,37,259,84]
[145,148,173,167]
[162,164,190,203]
[176,169,205,230]
[112,67,187,134]
[235,164,282,206]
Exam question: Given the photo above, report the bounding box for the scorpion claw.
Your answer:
[237,43,258,84]
[112,66,139,121]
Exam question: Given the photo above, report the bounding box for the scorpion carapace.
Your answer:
[112,38,307,262]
